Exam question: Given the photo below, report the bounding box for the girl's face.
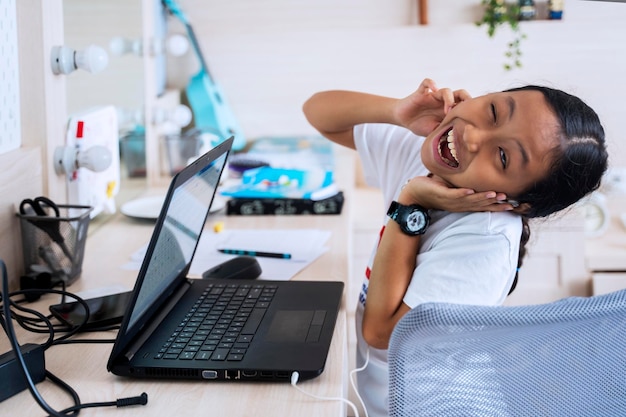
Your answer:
[421,90,561,197]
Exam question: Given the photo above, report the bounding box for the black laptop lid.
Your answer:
[108,137,233,366]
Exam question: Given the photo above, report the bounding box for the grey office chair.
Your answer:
[388,289,626,417]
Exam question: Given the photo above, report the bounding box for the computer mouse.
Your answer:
[202,256,262,280]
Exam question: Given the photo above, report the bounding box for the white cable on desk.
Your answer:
[291,371,360,417]
[290,347,370,417]
[349,346,370,417]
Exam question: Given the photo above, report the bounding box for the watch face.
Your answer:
[406,211,427,232]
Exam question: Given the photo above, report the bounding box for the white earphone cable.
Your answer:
[290,346,370,417]
[290,371,360,417]
[349,345,370,417]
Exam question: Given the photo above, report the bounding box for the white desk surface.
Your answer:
[1,147,355,417]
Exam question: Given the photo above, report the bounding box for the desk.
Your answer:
[0,147,355,417]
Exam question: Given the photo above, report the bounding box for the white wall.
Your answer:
[63,0,144,116]
[64,0,626,168]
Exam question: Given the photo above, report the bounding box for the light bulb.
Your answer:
[165,34,189,56]
[152,105,192,127]
[75,45,109,73]
[54,145,113,177]
[109,37,143,56]
[116,107,144,127]
[77,145,112,172]
[51,44,109,75]
[110,35,188,57]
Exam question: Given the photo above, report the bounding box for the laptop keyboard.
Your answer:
[154,282,277,362]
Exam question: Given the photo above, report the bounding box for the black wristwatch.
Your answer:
[387,201,430,236]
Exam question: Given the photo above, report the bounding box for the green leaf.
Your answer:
[476,0,526,71]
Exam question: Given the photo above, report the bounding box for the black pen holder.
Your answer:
[17,204,93,286]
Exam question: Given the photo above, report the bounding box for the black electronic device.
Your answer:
[106,137,343,383]
[226,191,344,216]
[201,256,262,280]
[0,343,45,402]
[49,291,132,329]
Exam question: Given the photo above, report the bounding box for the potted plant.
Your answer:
[476,0,526,71]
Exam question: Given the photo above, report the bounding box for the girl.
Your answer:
[303,78,608,417]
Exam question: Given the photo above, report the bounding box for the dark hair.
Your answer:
[505,85,608,294]
[508,85,608,218]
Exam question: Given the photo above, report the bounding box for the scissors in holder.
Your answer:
[19,196,75,263]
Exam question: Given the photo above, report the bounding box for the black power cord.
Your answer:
[7,288,89,349]
[7,287,121,342]
[0,259,148,415]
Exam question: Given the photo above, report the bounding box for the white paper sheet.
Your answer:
[123,229,331,281]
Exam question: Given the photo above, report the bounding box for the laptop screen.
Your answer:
[126,146,229,332]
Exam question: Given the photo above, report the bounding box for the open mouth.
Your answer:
[438,128,459,168]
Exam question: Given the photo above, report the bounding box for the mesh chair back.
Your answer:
[388,289,626,417]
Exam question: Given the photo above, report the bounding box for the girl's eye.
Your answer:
[491,103,497,124]
[499,147,508,169]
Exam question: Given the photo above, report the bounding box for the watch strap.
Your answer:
[387,200,404,221]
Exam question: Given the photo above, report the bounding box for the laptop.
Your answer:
[107,137,344,382]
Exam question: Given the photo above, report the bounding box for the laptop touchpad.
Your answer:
[266,310,325,343]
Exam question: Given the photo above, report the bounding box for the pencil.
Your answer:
[217,248,292,259]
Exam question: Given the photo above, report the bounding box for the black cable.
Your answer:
[44,371,81,416]
[1,259,149,415]
[3,288,89,350]
[1,260,70,416]
[3,298,56,348]
[51,339,116,345]
[80,324,120,332]
[59,392,148,414]
[5,286,120,345]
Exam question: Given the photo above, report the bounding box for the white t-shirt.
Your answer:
[353,123,521,417]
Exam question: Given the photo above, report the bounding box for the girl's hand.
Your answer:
[394,78,471,137]
[399,175,517,213]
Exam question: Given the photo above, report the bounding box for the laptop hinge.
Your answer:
[125,280,192,361]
